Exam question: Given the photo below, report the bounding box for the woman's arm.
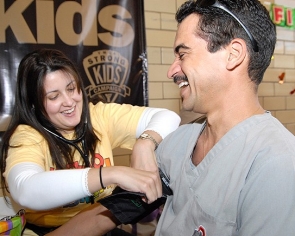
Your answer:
[136,108,180,140]
[7,162,161,210]
[46,203,118,236]
[132,108,180,171]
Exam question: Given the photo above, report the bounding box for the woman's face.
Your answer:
[43,70,83,134]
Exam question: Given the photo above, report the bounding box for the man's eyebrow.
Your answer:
[174,44,190,54]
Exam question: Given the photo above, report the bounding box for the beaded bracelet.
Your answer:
[100,165,106,189]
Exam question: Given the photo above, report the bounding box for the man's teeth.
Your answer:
[179,81,189,88]
[63,107,75,114]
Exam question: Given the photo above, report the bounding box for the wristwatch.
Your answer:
[139,133,159,150]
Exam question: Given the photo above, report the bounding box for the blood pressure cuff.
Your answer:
[98,168,172,225]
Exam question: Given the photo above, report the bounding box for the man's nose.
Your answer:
[167,59,181,80]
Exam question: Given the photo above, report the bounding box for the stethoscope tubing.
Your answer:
[43,122,90,167]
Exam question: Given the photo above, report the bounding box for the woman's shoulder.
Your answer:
[10,125,44,145]
[89,101,144,111]
[89,101,145,120]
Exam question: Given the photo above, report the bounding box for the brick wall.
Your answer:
[113,0,295,164]
[145,0,295,134]
[145,0,181,115]
[260,0,295,134]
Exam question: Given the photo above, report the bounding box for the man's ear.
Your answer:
[226,39,247,70]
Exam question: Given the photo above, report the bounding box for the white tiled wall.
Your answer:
[144,0,295,134]
[114,0,295,165]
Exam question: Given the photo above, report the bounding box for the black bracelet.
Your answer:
[100,165,106,189]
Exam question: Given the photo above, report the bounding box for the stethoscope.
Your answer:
[43,122,95,204]
[43,122,90,167]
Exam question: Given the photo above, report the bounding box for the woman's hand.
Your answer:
[104,166,162,203]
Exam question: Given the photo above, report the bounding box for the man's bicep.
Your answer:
[238,156,295,235]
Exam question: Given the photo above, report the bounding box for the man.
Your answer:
[42,1,295,235]
[137,0,295,235]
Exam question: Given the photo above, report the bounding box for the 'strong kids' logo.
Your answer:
[83,50,131,103]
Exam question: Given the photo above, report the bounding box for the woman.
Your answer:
[0,48,180,235]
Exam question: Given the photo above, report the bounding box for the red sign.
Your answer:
[270,4,295,29]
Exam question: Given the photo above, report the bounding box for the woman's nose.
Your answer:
[62,93,74,106]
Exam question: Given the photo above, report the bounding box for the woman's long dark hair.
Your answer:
[0,48,99,193]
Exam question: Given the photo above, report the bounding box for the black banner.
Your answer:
[0,0,148,133]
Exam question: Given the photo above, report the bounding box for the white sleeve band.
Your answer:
[136,108,180,139]
[7,162,92,211]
